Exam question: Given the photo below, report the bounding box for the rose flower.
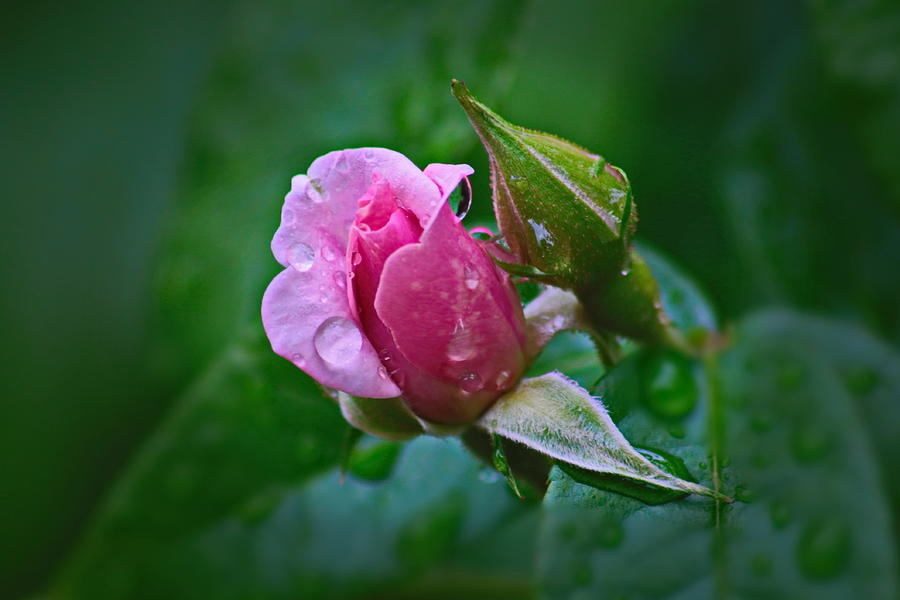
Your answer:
[262,148,527,424]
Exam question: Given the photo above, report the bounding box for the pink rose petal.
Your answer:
[262,264,400,399]
[373,202,527,423]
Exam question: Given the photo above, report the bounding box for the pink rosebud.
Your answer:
[262,148,528,425]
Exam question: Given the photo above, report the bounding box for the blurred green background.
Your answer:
[2,0,899,598]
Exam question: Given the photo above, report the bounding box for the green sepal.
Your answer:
[491,432,524,499]
[337,392,424,441]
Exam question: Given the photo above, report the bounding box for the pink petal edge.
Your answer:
[262,266,400,399]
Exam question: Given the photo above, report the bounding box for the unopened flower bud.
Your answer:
[452,79,635,288]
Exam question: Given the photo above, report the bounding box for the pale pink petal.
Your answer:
[262,266,400,398]
[423,163,475,205]
[374,202,527,422]
[271,149,440,269]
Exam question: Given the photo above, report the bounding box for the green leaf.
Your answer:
[48,339,537,599]
[538,310,900,599]
[478,372,726,501]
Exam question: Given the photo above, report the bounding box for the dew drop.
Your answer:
[321,245,336,262]
[594,518,625,549]
[333,272,346,289]
[796,517,851,580]
[777,361,805,390]
[313,317,363,365]
[447,330,476,362]
[457,371,483,393]
[377,366,389,380]
[335,152,349,172]
[843,366,879,397]
[307,179,325,203]
[790,423,830,463]
[769,500,791,530]
[495,370,512,388]
[464,264,479,290]
[667,424,686,439]
[282,209,295,224]
[364,149,375,160]
[351,252,362,266]
[527,218,555,247]
[287,242,315,272]
[640,352,697,420]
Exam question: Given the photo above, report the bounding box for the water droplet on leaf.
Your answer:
[770,500,791,529]
[464,264,479,290]
[796,517,851,580]
[640,351,697,420]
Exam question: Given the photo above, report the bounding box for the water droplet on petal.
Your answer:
[478,467,501,484]
[321,245,336,262]
[377,366,389,380]
[770,500,791,529]
[351,252,362,266]
[313,317,363,366]
[495,370,512,388]
[464,264,479,290]
[335,152,349,172]
[307,179,324,203]
[287,242,315,272]
[333,272,346,289]
[290,353,306,368]
[447,327,475,362]
[457,371,483,393]
[282,209,295,224]
[364,149,375,160]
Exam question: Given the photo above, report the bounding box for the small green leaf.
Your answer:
[477,372,728,501]
[491,433,523,499]
[337,392,423,441]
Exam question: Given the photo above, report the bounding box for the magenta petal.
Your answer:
[262,267,400,398]
[374,203,527,422]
